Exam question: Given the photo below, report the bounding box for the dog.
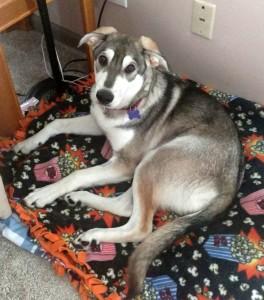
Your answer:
[14,27,243,298]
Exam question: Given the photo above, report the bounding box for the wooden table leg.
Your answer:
[80,0,96,72]
[0,45,23,138]
[0,176,12,219]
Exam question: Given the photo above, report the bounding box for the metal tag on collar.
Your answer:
[128,107,141,120]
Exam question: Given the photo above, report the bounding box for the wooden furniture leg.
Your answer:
[0,0,52,32]
[6,17,32,32]
[80,0,96,72]
[0,176,12,219]
[0,45,23,138]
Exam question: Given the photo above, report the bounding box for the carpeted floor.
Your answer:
[0,29,87,103]
[0,29,87,300]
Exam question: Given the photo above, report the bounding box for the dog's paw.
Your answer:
[13,136,43,154]
[74,229,106,248]
[24,184,63,208]
[64,192,84,206]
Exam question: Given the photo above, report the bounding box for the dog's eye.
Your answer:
[98,55,108,66]
[124,63,136,74]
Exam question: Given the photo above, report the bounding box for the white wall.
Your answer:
[47,0,264,104]
[46,0,83,35]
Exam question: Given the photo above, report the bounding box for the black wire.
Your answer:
[62,58,88,72]
[97,0,108,28]
[63,69,87,75]
[16,92,25,97]
[61,0,109,77]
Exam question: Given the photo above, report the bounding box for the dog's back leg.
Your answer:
[64,188,133,217]
[74,161,156,245]
[126,144,238,298]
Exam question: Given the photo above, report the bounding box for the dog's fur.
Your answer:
[14,27,243,297]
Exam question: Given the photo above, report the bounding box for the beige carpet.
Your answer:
[0,29,88,300]
[0,29,87,103]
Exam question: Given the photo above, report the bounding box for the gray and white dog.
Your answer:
[14,27,243,297]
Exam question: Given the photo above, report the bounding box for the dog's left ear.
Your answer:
[140,36,169,71]
[78,26,118,48]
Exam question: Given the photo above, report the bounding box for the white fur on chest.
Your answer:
[106,127,134,152]
[91,103,135,152]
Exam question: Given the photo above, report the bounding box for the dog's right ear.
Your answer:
[78,26,118,48]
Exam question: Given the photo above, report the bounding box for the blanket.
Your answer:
[1,76,264,300]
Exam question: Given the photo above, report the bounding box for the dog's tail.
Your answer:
[127,192,234,298]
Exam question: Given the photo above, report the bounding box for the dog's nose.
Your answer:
[96,89,114,105]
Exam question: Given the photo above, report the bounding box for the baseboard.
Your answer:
[31,15,83,51]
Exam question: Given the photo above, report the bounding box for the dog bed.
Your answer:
[0,75,264,300]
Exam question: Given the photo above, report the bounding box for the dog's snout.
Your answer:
[96,89,114,105]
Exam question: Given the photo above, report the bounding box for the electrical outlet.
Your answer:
[109,0,128,8]
[191,0,216,39]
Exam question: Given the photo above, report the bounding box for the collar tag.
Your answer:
[128,108,141,120]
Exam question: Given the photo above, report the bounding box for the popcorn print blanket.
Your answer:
[0,76,264,300]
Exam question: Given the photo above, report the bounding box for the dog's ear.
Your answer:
[78,26,118,48]
[139,36,169,71]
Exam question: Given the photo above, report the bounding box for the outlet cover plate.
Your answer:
[109,0,128,8]
[192,0,216,39]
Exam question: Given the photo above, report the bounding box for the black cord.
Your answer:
[16,92,26,97]
[63,69,87,75]
[62,58,88,72]
[61,0,109,78]
[97,0,108,28]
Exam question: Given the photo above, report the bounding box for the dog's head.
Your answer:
[79,27,168,109]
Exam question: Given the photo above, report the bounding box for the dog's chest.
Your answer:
[91,104,135,152]
[106,127,135,152]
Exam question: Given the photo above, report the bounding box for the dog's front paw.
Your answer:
[64,192,84,206]
[13,136,43,154]
[24,184,64,208]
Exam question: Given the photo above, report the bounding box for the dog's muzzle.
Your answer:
[96,89,114,105]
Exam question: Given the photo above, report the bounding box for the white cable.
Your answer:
[62,74,89,85]
[55,48,64,80]
[41,35,53,78]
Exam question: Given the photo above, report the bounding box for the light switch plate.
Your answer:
[192,0,216,39]
[109,0,128,8]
